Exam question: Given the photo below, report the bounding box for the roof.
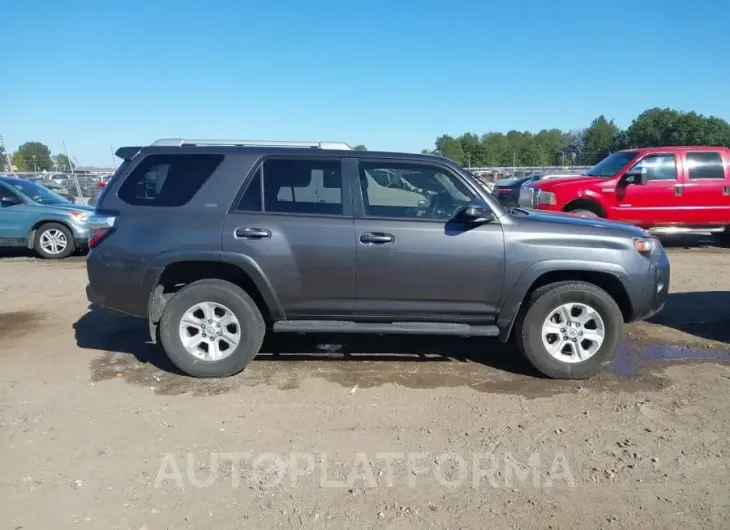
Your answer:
[621,146,730,154]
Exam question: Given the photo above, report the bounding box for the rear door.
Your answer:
[222,156,356,318]
[680,150,729,226]
[613,152,683,227]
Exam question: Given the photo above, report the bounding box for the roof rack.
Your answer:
[151,138,352,150]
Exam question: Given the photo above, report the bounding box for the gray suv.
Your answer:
[86,139,669,379]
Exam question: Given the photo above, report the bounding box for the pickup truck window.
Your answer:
[586,151,639,177]
[686,152,725,179]
[629,154,677,181]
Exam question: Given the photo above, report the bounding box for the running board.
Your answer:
[648,226,726,234]
[273,320,499,337]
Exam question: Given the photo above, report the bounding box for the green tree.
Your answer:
[353,145,367,151]
[582,116,619,164]
[11,152,29,171]
[54,153,75,171]
[16,142,53,171]
[434,135,465,165]
[624,108,730,147]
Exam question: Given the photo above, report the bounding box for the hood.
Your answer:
[39,203,95,213]
[527,175,599,189]
[519,208,648,238]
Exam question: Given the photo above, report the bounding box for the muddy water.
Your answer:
[83,319,730,397]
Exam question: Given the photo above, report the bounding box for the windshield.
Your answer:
[5,179,71,205]
[587,151,639,177]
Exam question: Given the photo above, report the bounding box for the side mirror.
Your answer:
[624,167,647,185]
[461,200,494,222]
[1,195,21,206]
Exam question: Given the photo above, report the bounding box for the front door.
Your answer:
[350,159,505,322]
[221,156,356,318]
[613,153,683,227]
[0,183,29,246]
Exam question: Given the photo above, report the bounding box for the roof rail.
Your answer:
[151,138,352,150]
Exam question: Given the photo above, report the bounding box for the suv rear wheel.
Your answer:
[159,279,265,377]
[516,281,623,379]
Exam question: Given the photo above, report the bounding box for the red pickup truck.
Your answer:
[518,146,730,239]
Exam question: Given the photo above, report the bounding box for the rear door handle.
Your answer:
[674,185,683,197]
[723,186,730,196]
[234,227,271,240]
[360,232,394,244]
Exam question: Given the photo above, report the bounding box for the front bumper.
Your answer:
[625,250,670,321]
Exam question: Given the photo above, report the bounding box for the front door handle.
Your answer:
[674,185,683,197]
[360,232,394,244]
[723,185,730,196]
[235,227,271,240]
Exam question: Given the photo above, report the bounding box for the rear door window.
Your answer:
[686,152,725,180]
[118,154,223,206]
[235,158,344,215]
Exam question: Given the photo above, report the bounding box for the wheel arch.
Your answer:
[562,197,607,218]
[28,219,75,249]
[146,253,284,343]
[497,260,632,342]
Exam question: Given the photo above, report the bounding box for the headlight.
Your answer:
[69,210,91,223]
[536,190,557,206]
[634,237,661,260]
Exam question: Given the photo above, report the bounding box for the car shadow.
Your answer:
[648,291,730,344]
[73,305,541,378]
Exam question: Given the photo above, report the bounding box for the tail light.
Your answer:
[96,181,106,188]
[88,213,117,248]
[498,188,511,194]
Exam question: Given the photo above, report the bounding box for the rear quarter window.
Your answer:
[118,154,223,206]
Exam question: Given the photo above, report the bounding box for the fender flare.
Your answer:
[496,259,629,341]
[143,250,284,324]
[562,190,610,216]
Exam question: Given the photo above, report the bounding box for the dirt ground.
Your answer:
[1,238,729,529]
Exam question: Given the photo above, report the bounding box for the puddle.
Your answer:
[612,341,730,377]
[81,308,730,398]
[0,311,47,344]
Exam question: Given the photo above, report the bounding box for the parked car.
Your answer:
[518,147,730,240]
[0,176,94,258]
[494,174,585,206]
[86,138,669,380]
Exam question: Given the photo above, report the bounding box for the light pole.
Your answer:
[31,155,38,172]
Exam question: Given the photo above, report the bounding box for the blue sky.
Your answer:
[5,0,730,166]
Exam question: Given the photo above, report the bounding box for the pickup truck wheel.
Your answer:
[568,209,600,219]
[34,222,76,259]
[159,279,265,378]
[516,281,623,379]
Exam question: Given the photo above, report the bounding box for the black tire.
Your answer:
[159,279,265,378]
[515,281,623,379]
[567,209,601,219]
[33,222,76,259]
[714,230,730,246]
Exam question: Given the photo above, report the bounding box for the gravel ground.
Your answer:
[0,239,729,529]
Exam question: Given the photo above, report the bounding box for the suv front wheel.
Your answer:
[516,281,623,379]
[159,279,265,377]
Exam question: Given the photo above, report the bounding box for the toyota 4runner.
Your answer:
[86,139,670,380]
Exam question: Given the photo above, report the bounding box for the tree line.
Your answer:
[420,108,730,168]
[0,141,75,172]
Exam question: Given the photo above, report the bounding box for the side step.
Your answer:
[272,320,499,337]
[648,226,726,234]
